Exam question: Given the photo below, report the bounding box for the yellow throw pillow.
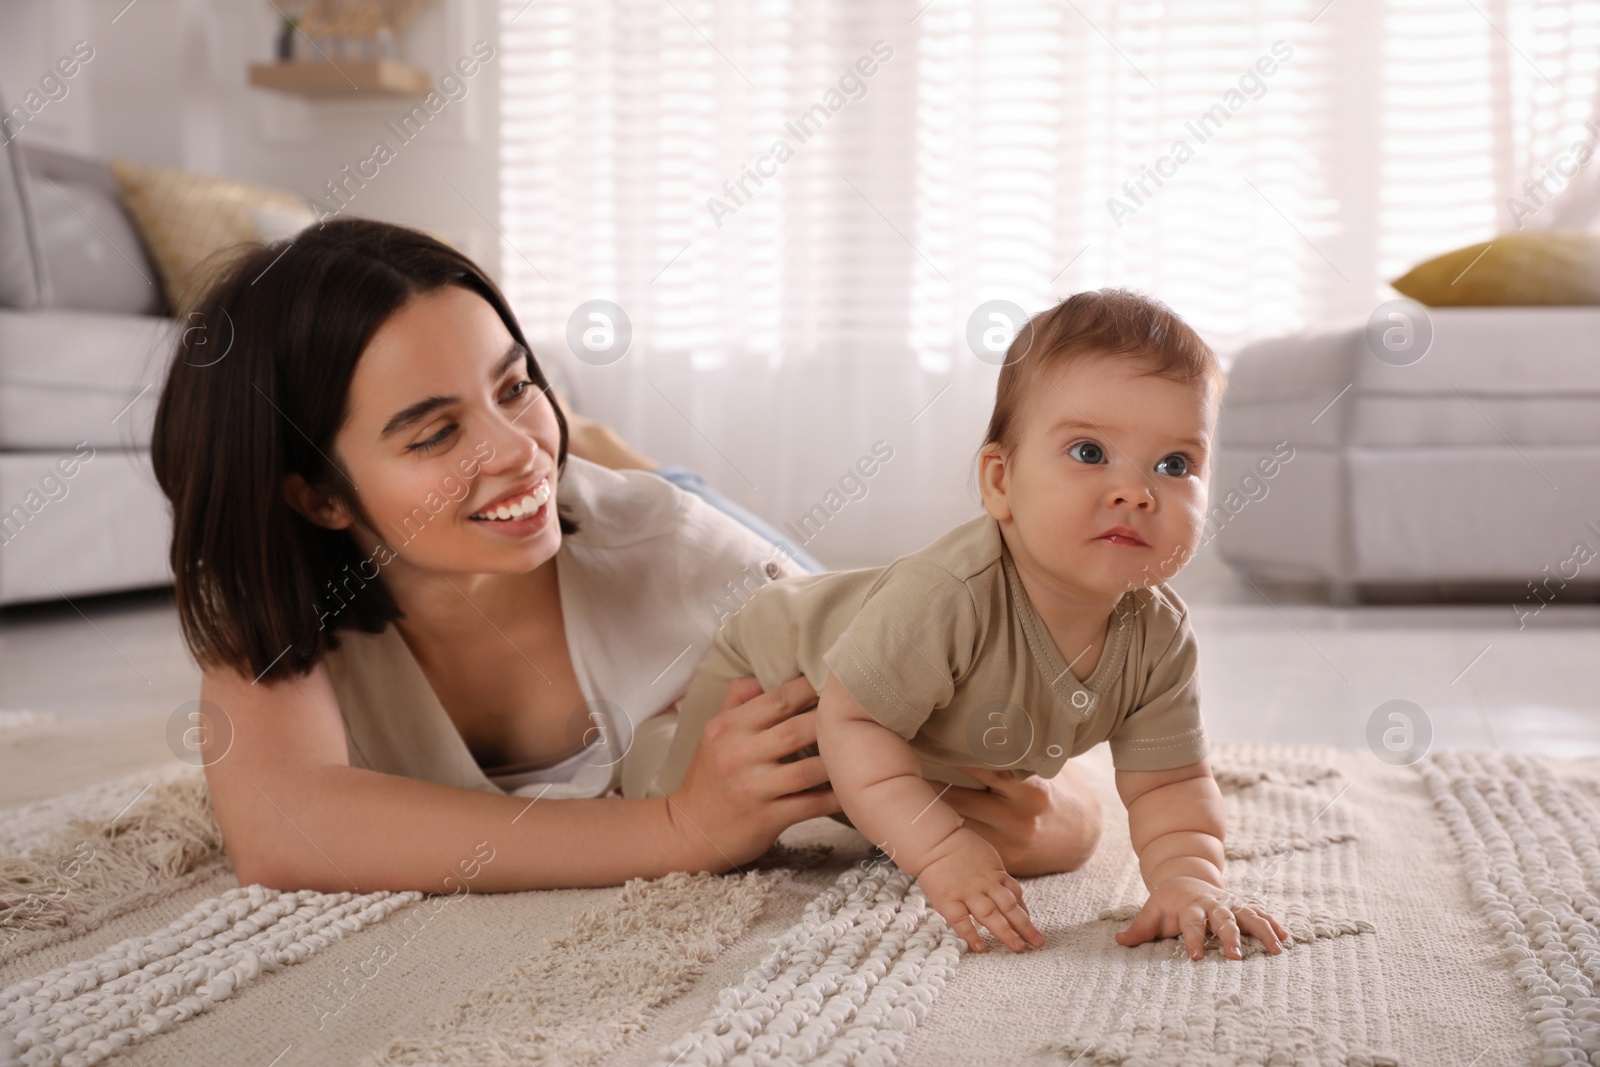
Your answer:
[1390,232,1600,306]
[109,159,317,314]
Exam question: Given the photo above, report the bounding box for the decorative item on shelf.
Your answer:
[290,2,401,62]
[276,14,298,61]
[249,0,435,98]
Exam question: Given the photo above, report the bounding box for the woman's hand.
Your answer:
[1113,874,1289,960]
[668,675,843,872]
[942,763,1104,877]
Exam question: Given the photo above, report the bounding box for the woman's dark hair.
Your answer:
[151,217,576,683]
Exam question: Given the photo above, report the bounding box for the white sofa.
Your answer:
[1209,305,1600,601]
[0,128,175,606]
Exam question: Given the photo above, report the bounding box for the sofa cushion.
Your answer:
[0,92,50,309]
[1391,232,1600,306]
[110,158,316,314]
[26,174,165,316]
[1219,307,1600,448]
[18,144,165,315]
[0,308,175,450]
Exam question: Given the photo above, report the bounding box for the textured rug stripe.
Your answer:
[1033,744,1397,1066]
[1078,848,1392,1065]
[649,857,964,1067]
[364,868,780,1066]
[0,884,420,1066]
[1420,749,1600,1066]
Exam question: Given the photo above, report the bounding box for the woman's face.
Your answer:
[317,284,563,578]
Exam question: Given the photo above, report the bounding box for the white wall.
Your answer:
[0,0,503,278]
[0,0,942,570]
[0,1,98,153]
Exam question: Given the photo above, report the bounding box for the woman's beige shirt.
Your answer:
[320,454,799,799]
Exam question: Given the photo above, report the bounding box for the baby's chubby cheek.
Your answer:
[1163,489,1209,567]
[1127,492,1206,591]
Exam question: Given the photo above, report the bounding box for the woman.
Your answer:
[150,218,1103,894]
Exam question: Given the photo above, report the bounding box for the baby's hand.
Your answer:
[1114,875,1289,960]
[915,827,1046,953]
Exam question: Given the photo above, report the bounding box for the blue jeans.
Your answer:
[649,465,826,574]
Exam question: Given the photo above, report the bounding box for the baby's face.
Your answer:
[981,355,1218,601]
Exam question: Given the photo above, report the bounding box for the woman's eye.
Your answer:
[1067,441,1106,464]
[1155,454,1189,477]
[503,378,536,402]
[409,425,454,453]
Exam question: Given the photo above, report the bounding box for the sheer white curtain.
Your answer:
[497,0,1600,567]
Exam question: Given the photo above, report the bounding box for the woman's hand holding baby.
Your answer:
[670,675,844,871]
[914,826,1045,954]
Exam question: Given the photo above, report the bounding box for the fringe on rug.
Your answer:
[365,867,783,1067]
[0,766,199,857]
[0,773,227,965]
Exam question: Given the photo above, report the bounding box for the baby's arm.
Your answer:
[1113,761,1287,959]
[816,675,1043,953]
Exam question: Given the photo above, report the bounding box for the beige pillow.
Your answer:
[1390,232,1600,306]
[110,159,317,313]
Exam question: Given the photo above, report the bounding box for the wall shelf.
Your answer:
[248,60,430,98]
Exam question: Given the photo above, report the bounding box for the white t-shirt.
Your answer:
[321,454,800,798]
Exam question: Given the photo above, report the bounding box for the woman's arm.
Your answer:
[201,660,835,892]
[202,658,693,892]
[230,766,695,893]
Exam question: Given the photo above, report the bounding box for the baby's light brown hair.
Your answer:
[981,288,1224,459]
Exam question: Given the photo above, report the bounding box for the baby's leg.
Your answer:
[645,635,756,798]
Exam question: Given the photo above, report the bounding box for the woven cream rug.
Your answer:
[1,708,1592,1067]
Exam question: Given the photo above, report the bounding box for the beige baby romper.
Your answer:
[650,513,1209,827]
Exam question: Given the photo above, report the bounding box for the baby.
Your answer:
[652,289,1287,961]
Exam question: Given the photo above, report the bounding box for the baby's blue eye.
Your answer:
[1067,441,1106,464]
[1155,454,1189,477]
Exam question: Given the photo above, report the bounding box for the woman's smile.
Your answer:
[467,476,553,536]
